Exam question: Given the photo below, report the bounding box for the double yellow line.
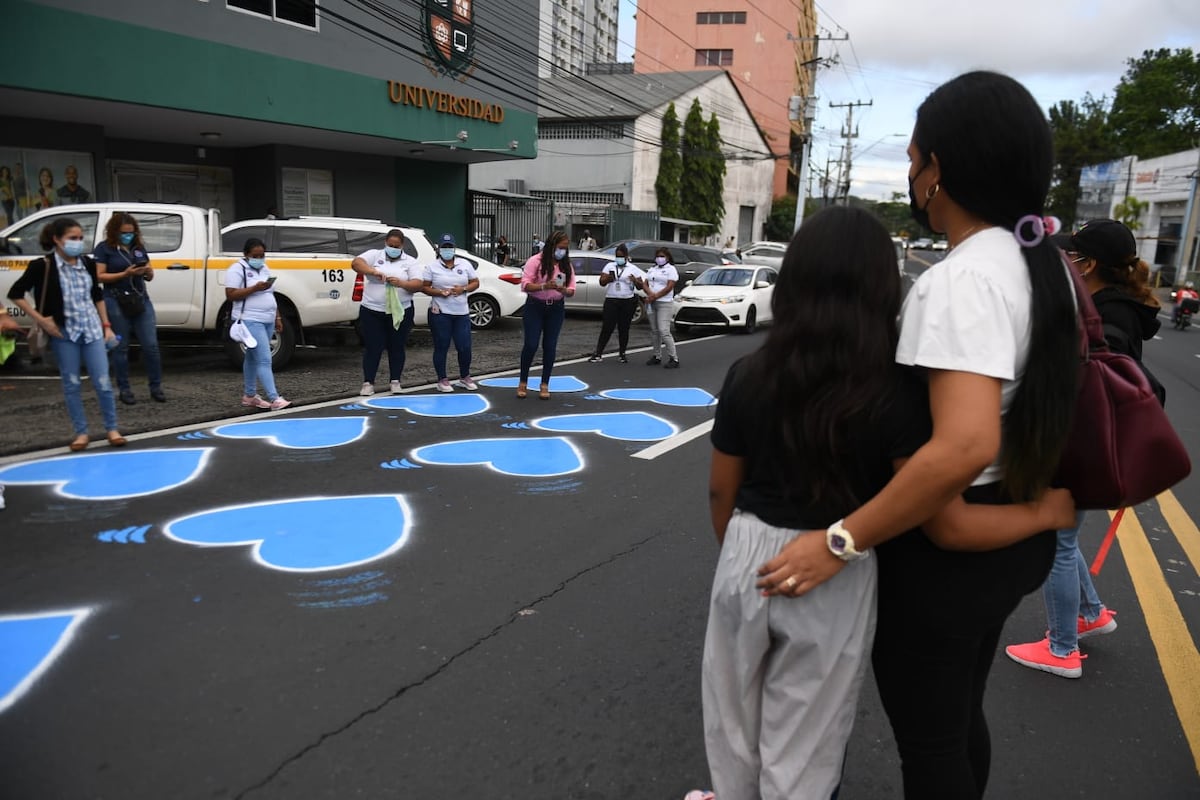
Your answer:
[1117,491,1200,773]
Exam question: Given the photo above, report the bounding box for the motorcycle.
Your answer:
[1170,292,1199,330]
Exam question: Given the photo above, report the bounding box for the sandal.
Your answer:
[516,382,528,399]
[538,385,551,400]
[106,431,128,447]
[69,435,89,452]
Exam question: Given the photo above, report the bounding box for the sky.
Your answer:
[617,0,1200,201]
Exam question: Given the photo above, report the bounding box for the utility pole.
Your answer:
[790,32,846,233]
[1177,146,1200,283]
[829,99,872,204]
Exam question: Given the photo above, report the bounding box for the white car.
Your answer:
[672,265,778,334]
[737,241,788,268]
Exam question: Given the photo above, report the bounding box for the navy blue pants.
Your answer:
[519,297,566,384]
[358,304,413,382]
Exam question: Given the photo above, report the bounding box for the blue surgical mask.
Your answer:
[654,256,668,266]
[120,232,135,246]
[384,246,403,259]
[553,247,566,260]
[63,239,86,257]
[247,257,266,270]
[439,248,456,262]
[615,257,627,267]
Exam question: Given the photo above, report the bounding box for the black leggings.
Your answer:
[594,296,637,356]
[872,484,1055,799]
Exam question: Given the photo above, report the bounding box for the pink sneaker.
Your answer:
[683,793,715,800]
[269,396,292,411]
[1005,638,1084,678]
[1078,608,1117,639]
[241,394,270,409]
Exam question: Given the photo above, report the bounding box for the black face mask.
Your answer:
[908,161,941,234]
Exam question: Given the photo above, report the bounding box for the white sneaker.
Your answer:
[453,376,479,391]
[390,380,402,393]
[359,382,375,396]
[436,379,453,393]
[269,397,292,410]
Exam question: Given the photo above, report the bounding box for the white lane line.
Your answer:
[632,419,714,461]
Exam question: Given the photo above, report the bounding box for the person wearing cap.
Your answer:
[421,234,480,392]
[1006,217,1163,679]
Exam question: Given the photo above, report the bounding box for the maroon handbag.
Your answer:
[1054,265,1190,509]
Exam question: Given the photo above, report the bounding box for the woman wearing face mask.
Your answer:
[7,217,125,450]
[588,244,645,363]
[224,238,290,411]
[518,231,576,399]
[637,246,679,368]
[351,229,423,395]
[422,233,480,393]
[94,213,165,405]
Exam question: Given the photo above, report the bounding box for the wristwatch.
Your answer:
[826,519,868,562]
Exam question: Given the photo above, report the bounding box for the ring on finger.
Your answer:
[783,576,798,590]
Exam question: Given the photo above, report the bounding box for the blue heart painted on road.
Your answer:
[362,394,490,417]
[0,608,91,714]
[533,412,678,442]
[411,437,583,477]
[599,387,717,408]
[211,417,368,449]
[162,495,412,572]
[0,448,213,500]
[479,376,588,393]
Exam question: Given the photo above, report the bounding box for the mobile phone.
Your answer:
[265,276,277,286]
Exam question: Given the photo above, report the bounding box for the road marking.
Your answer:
[1156,490,1200,579]
[632,419,713,460]
[1118,506,1200,773]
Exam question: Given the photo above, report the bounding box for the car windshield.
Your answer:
[693,268,752,287]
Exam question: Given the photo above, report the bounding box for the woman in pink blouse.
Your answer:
[518,231,576,399]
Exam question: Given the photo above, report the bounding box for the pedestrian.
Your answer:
[6,217,126,450]
[422,233,480,393]
[493,234,511,266]
[225,238,290,411]
[724,235,735,249]
[752,71,1080,799]
[587,244,644,363]
[531,234,544,256]
[517,231,575,399]
[637,246,679,368]
[697,205,1071,800]
[1004,218,1160,678]
[94,213,165,405]
[1171,281,1198,326]
[0,306,15,510]
[578,229,597,251]
[351,228,422,395]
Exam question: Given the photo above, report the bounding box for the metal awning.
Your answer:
[659,216,715,227]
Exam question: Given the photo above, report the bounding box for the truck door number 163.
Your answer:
[321,270,346,283]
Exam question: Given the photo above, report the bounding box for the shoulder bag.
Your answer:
[26,256,52,358]
[110,248,146,318]
[1053,264,1191,509]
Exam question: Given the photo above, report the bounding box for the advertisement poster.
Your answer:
[0,148,95,227]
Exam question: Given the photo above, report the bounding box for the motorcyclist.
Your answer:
[1172,281,1199,325]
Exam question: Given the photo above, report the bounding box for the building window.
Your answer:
[697,11,746,24]
[531,190,625,206]
[695,49,733,66]
[538,121,626,140]
[227,0,318,29]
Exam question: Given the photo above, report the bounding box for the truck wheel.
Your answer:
[631,302,645,325]
[468,295,500,329]
[222,313,297,370]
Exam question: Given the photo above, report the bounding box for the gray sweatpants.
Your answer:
[646,300,676,359]
[702,510,878,800]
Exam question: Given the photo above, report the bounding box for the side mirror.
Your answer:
[755,280,770,289]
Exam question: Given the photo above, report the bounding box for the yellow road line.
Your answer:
[1156,490,1200,579]
[1117,506,1200,773]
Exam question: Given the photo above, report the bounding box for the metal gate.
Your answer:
[607,208,659,243]
[469,190,555,262]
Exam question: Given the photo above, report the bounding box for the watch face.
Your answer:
[830,533,847,552]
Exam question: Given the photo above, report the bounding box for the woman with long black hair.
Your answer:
[755,72,1080,798]
[517,230,575,399]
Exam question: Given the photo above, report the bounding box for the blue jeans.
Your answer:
[242,320,280,401]
[428,312,472,380]
[519,297,566,383]
[359,304,413,382]
[50,334,118,435]
[104,295,163,392]
[1044,511,1105,656]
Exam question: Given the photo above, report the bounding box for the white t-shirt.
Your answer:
[602,261,646,299]
[225,259,277,323]
[645,263,679,303]
[422,257,478,316]
[358,249,419,313]
[895,227,1032,486]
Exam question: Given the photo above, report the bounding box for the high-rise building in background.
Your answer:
[538,0,620,77]
[633,0,817,200]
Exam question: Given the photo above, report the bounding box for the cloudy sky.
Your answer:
[618,0,1200,201]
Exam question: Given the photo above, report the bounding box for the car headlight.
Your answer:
[716,295,746,304]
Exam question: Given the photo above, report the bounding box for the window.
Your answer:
[0,212,99,256]
[696,11,746,24]
[755,269,777,286]
[538,121,625,140]
[130,213,184,253]
[695,49,733,67]
[222,225,269,254]
[276,227,342,254]
[570,257,606,277]
[530,190,625,206]
[227,0,317,29]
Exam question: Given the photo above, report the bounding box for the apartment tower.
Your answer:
[539,0,621,77]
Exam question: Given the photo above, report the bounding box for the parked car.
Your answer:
[737,241,788,268]
[720,249,743,264]
[672,265,778,334]
[565,250,646,324]
[931,239,949,251]
[910,237,934,250]
[598,239,723,289]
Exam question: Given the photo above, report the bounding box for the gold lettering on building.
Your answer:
[387,81,504,124]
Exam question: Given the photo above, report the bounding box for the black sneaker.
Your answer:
[646,356,661,366]
[588,354,603,363]
[618,355,628,363]
[665,358,680,369]
[119,389,137,405]
[150,388,167,403]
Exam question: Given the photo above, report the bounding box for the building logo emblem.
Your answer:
[424,0,476,78]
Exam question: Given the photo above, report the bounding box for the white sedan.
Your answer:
[402,250,525,329]
[672,265,777,334]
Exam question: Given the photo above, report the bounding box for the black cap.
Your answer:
[1056,219,1137,266]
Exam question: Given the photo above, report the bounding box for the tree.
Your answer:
[764,195,796,241]
[654,102,682,217]
[1047,95,1116,229]
[680,99,709,230]
[700,113,727,233]
[1113,196,1149,231]
[1109,48,1200,159]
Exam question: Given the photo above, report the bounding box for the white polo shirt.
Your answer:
[422,257,478,316]
[224,259,277,323]
[358,249,419,313]
[645,263,679,303]
[602,261,646,299]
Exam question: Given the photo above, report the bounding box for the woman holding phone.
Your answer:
[224,237,290,410]
[518,231,575,399]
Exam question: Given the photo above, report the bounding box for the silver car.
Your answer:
[737,241,788,267]
[564,250,646,324]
